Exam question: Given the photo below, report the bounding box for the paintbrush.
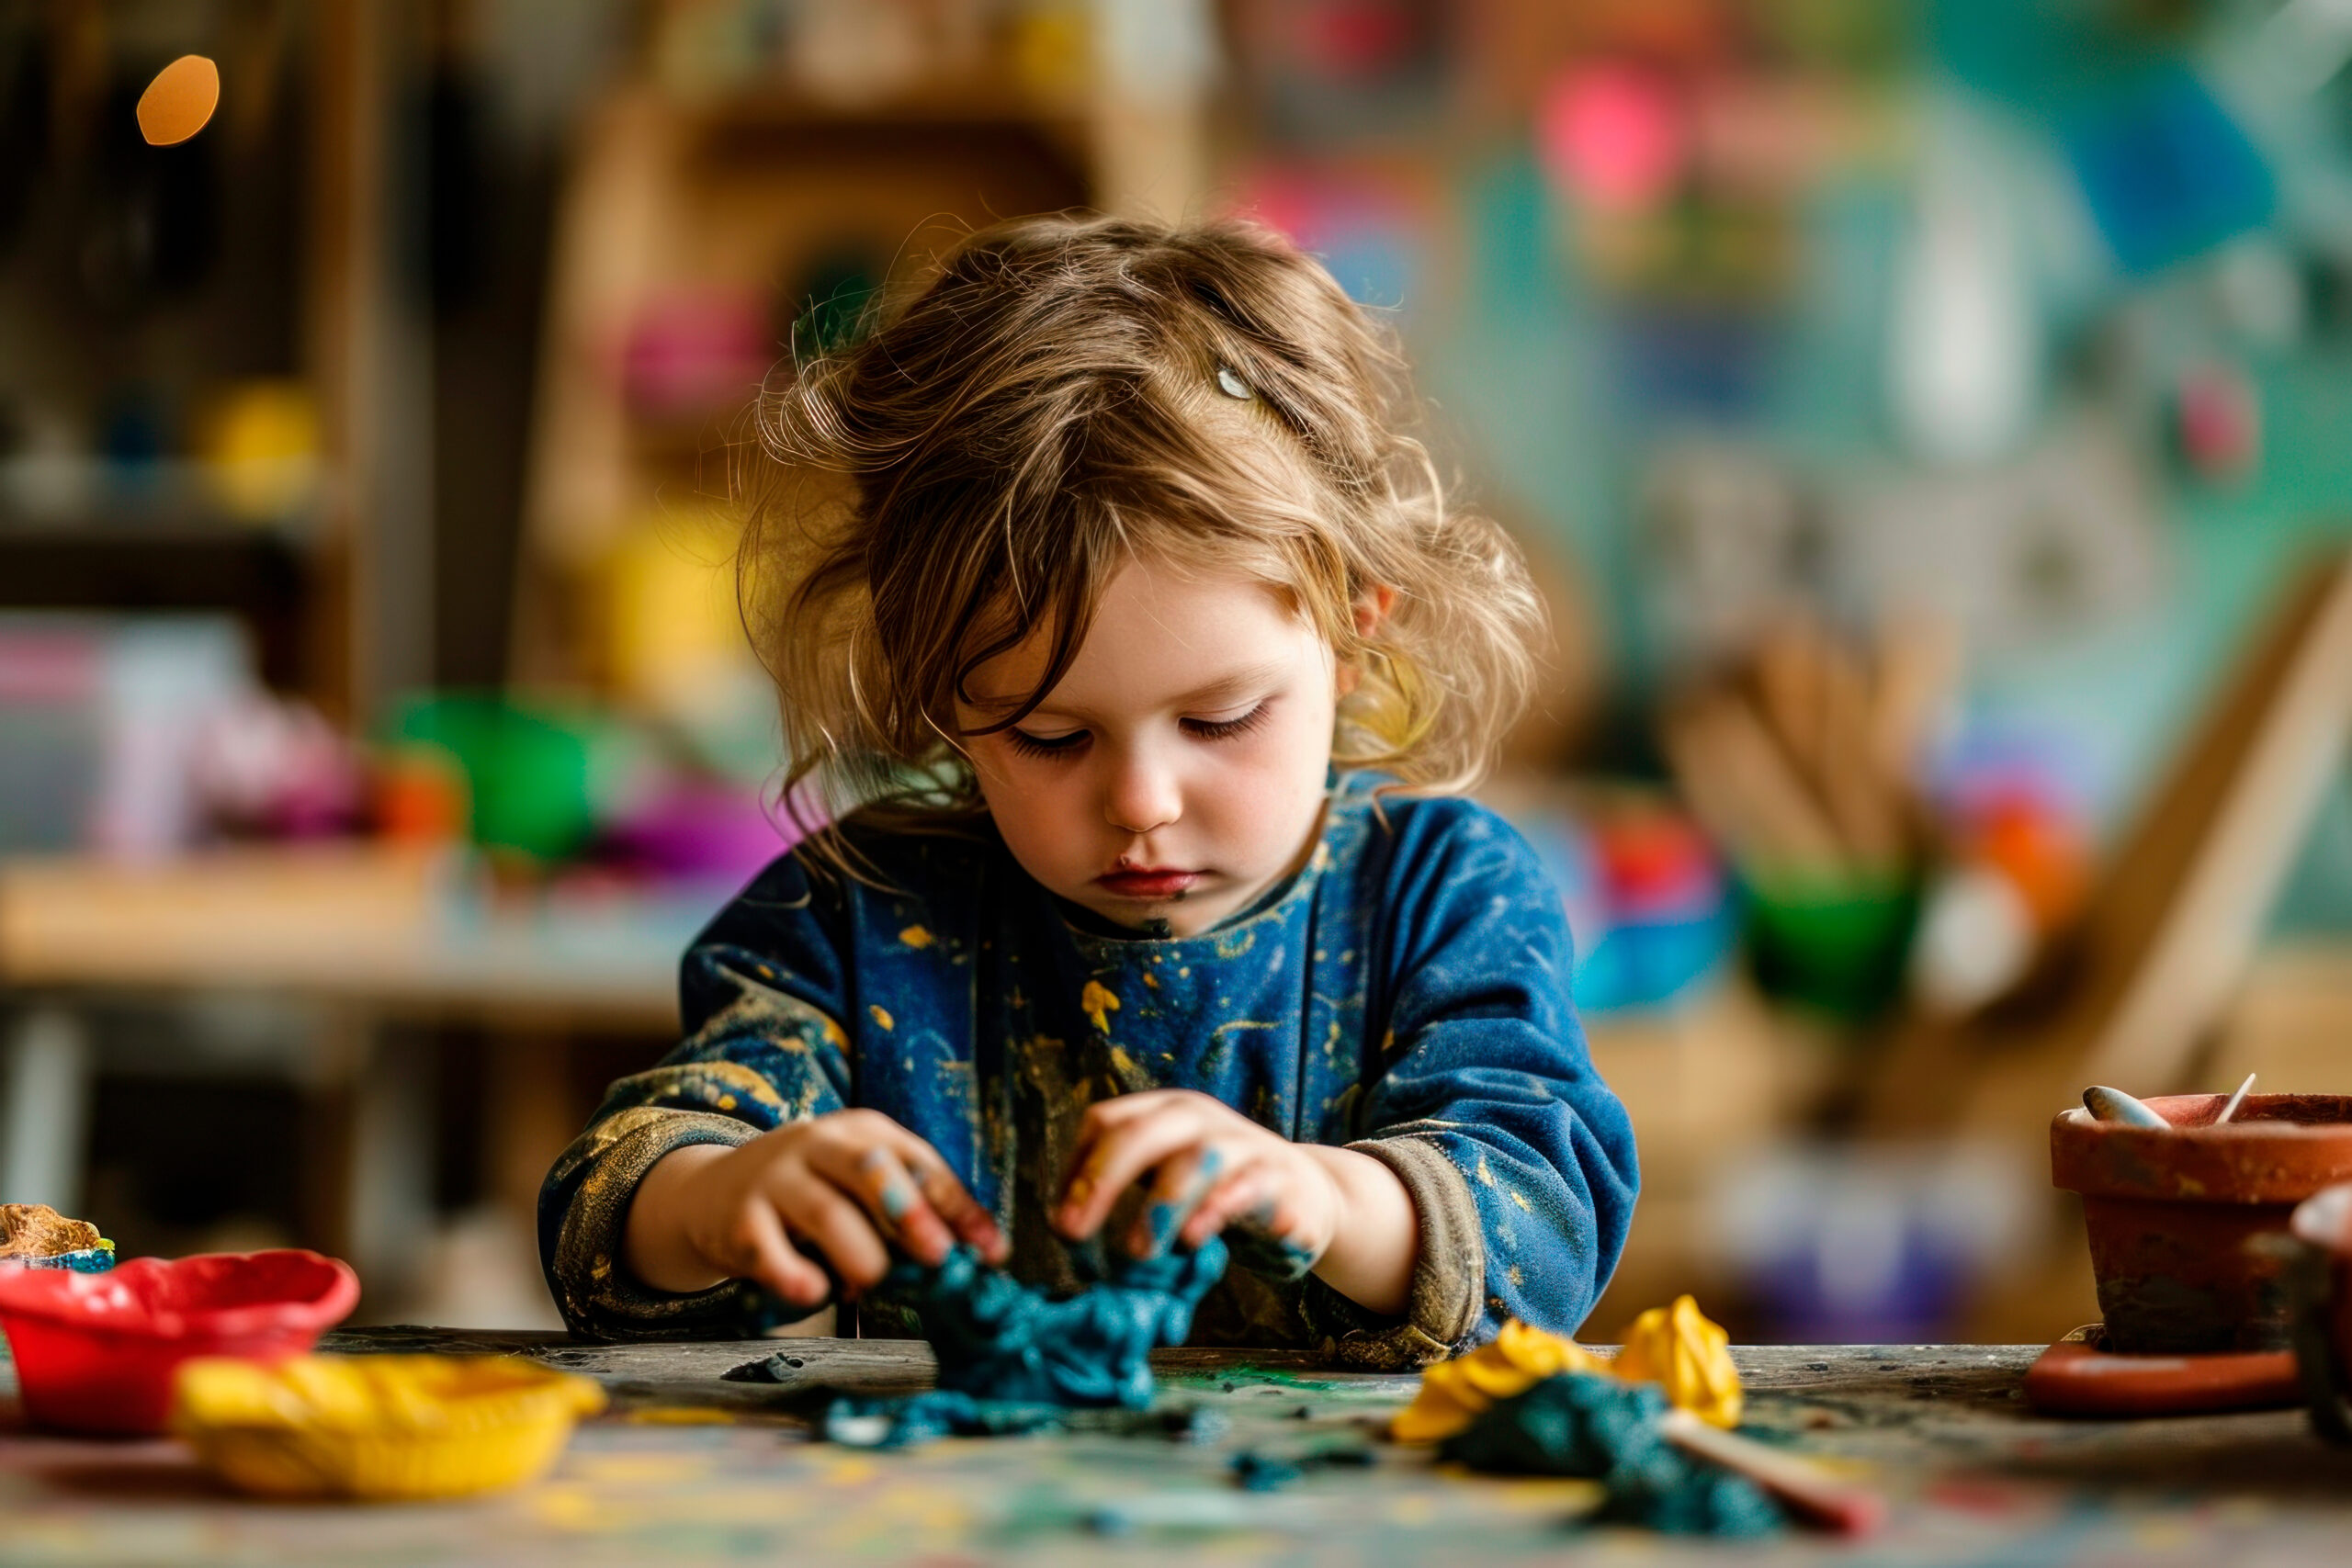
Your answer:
[2214,1072,2257,1126]
[1658,1410,1886,1536]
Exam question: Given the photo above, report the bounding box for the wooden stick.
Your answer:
[1813,642,1909,869]
[2216,1071,2257,1125]
[1695,691,1849,876]
[1660,1408,1887,1537]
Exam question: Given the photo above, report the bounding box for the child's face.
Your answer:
[956,555,1342,938]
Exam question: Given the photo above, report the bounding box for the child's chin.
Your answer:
[1084,894,1216,940]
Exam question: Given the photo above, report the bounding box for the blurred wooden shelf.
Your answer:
[0,845,687,1032]
[0,530,317,686]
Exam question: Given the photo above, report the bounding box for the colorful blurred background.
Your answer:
[5,0,2352,1346]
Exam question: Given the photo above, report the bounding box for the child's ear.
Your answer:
[1336,584,1398,696]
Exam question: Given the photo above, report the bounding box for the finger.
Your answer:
[738,1200,833,1307]
[890,1136,1007,1263]
[1125,1144,1228,1258]
[1057,1090,1176,1192]
[816,1142,953,1267]
[1056,1108,1209,1241]
[1180,1164,1278,1250]
[782,1178,894,1292]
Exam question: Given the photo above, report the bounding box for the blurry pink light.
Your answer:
[1537,62,1687,213]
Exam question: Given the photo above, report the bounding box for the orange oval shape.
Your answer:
[137,55,220,146]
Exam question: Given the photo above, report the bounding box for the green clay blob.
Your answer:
[790,1238,1229,1447]
[1439,1374,1783,1540]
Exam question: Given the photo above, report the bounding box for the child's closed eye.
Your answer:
[1004,701,1273,759]
[1006,727,1089,760]
[1181,701,1272,742]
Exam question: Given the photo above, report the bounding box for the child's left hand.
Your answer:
[1053,1089,1340,1263]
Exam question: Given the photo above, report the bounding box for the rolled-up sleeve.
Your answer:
[537,858,858,1340]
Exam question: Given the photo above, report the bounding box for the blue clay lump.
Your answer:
[1440,1373,1784,1538]
[809,1236,1229,1447]
[905,1236,1227,1408]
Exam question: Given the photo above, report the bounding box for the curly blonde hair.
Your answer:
[741,213,1543,863]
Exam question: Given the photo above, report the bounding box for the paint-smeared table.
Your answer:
[3,1330,2348,1565]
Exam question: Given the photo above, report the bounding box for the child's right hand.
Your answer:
[623,1110,1006,1306]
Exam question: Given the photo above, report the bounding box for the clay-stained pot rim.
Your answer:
[2052,1094,2352,1204]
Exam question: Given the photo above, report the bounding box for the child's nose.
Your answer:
[1102,748,1182,836]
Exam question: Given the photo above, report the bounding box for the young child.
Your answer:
[538,214,1637,1368]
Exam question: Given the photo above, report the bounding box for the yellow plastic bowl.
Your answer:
[173,1354,606,1501]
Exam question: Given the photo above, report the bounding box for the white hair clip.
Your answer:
[1215,365,1252,400]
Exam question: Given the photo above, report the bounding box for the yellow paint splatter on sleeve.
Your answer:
[1141,973,1159,990]
[1080,980,1119,1034]
[1509,1188,1532,1213]
[898,925,935,949]
[869,1005,894,1031]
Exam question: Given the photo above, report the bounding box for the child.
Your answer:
[538,214,1637,1368]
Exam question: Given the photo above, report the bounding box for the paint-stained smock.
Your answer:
[537,772,1639,1370]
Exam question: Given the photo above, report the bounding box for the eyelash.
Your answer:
[1004,702,1272,760]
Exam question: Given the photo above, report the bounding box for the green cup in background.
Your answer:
[1743,873,1922,1021]
[386,693,640,864]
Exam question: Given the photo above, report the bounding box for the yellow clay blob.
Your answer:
[173,1354,605,1500]
[1390,1296,1746,1443]
[1390,1318,1604,1443]
[1613,1294,1743,1429]
[137,55,220,146]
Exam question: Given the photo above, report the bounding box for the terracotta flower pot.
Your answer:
[2290,1182,2352,1443]
[2051,1094,2352,1354]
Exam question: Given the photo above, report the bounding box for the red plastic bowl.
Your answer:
[0,1250,359,1435]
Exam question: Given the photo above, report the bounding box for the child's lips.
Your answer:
[1096,868,1201,899]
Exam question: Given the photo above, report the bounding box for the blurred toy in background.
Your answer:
[1659,613,1950,1019]
[2064,65,2273,281]
[1227,0,1452,149]
[0,614,256,861]
[600,773,802,886]
[596,503,781,784]
[1885,97,2039,469]
[1510,790,1736,1015]
[621,288,776,425]
[1228,161,1430,311]
[1908,747,2091,1018]
[193,379,322,525]
[2170,358,2261,482]
[386,692,649,869]
[385,688,792,894]
[191,694,368,840]
[1707,1142,2034,1344]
